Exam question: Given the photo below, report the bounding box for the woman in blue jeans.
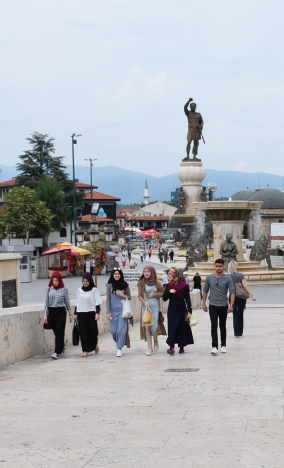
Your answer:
[228,261,256,337]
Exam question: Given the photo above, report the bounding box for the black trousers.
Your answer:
[77,311,98,353]
[209,305,228,348]
[233,298,246,337]
[49,307,66,355]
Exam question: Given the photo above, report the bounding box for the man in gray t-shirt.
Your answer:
[203,259,235,355]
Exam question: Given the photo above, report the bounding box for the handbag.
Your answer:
[122,297,133,319]
[43,314,52,330]
[235,274,249,300]
[72,320,80,346]
[189,314,198,327]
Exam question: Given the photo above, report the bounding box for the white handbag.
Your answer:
[122,297,133,319]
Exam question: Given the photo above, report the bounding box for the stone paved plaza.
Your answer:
[1,301,283,468]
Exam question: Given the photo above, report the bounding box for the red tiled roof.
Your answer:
[128,216,169,221]
[75,182,98,189]
[80,214,115,222]
[117,208,137,214]
[84,191,121,201]
[0,179,18,187]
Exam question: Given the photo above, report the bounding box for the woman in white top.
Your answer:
[74,272,102,357]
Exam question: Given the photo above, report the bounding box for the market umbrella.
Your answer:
[142,229,159,235]
[42,242,90,256]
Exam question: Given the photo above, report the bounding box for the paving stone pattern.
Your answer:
[0,303,284,467]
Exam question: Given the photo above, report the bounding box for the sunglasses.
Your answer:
[215,277,218,286]
[113,268,122,272]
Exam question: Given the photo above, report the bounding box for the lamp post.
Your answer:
[71,133,82,245]
[84,158,97,213]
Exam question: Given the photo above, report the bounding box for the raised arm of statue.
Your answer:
[184,98,193,116]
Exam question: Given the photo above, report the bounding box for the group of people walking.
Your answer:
[44,258,255,359]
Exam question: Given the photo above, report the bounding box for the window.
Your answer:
[60,227,67,237]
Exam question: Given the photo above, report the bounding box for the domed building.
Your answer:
[231,185,284,240]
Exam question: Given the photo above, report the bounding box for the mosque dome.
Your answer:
[231,187,253,201]
[248,185,284,209]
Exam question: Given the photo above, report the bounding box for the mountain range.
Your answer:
[1,164,284,204]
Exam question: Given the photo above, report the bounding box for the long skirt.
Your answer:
[77,311,98,353]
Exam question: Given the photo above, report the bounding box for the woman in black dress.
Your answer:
[163,267,194,355]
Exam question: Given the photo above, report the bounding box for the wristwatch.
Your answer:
[229,303,234,307]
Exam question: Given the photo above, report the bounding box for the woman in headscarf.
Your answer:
[74,272,102,357]
[44,272,72,359]
[106,268,131,357]
[138,266,166,356]
[163,267,194,355]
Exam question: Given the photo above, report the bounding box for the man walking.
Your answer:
[203,259,235,356]
[192,272,202,300]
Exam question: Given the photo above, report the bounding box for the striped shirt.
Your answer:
[44,286,71,314]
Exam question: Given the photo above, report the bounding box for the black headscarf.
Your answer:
[107,268,129,292]
[81,272,96,292]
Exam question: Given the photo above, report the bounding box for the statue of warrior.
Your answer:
[183,98,204,161]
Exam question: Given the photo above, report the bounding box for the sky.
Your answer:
[1,0,284,178]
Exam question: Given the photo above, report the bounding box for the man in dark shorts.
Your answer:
[192,272,202,299]
[203,259,235,356]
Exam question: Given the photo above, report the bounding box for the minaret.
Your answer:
[143,179,149,205]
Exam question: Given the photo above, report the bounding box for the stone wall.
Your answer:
[0,290,201,366]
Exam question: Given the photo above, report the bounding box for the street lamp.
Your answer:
[71,133,82,246]
[84,158,97,211]
[74,228,85,244]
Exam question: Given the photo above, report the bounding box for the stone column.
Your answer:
[177,161,206,217]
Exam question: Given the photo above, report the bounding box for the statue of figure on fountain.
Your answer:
[250,234,275,270]
[200,186,207,202]
[185,234,208,269]
[183,98,204,162]
[220,233,238,265]
[177,187,187,214]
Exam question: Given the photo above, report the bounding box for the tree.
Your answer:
[36,179,68,230]
[16,132,69,189]
[0,186,53,250]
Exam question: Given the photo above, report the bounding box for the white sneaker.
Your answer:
[51,353,59,359]
[146,349,153,356]
[221,346,227,353]
[211,347,218,355]
[116,349,122,357]
[154,341,159,352]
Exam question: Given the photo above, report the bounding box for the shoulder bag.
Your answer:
[235,274,249,300]
[72,320,80,346]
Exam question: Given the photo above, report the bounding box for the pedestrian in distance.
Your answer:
[74,272,102,357]
[140,250,144,262]
[44,272,72,359]
[148,248,152,259]
[169,249,174,263]
[163,267,194,355]
[162,269,169,290]
[183,271,190,286]
[192,272,203,300]
[128,251,131,263]
[129,259,137,269]
[138,266,166,356]
[106,268,131,357]
[158,251,163,263]
[228,260,256,338]
[143,248,147,259]
[121,251,127,268]
[203,259,235,355]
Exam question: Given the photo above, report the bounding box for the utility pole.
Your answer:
[84,158,97,216]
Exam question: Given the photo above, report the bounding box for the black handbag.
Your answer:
[235,274,249,300]
[72,320,80,346]
[43,314,52,330]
